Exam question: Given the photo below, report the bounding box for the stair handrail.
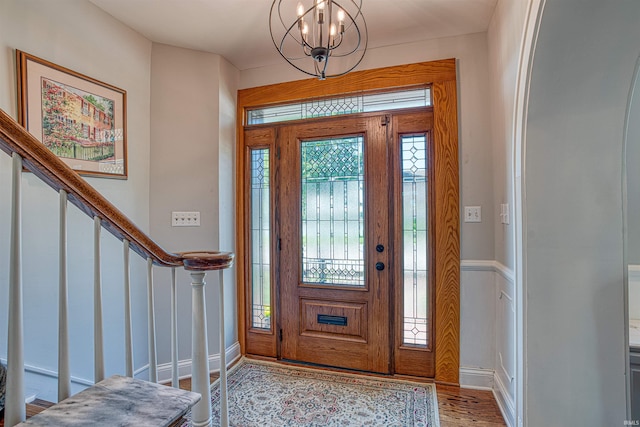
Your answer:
[0,106,233,427]
[0,108,233,269]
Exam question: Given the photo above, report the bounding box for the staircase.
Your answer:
[0,108,234,427]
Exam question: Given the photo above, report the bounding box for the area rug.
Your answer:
[183,358,440,427]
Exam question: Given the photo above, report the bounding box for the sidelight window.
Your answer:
[250,148,271,329]
[401,134,429,346]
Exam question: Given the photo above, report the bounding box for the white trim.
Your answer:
[460,259,497,271]
[512,1,546,426]
[629,264,640,280]
[2,342,242,388]
[493,370,516,427]
[0,357,94,387]
[156,341,242,384]
[460,259,515,283]
[459,367,494,390]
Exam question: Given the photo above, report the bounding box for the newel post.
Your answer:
[189,271,212,427]
[181,251,233,427]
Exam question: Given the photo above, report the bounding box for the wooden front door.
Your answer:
[239,61,461,383]
[277,115,392,373]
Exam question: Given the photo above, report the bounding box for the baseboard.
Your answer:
[2,342,241,394]
[0,357,94,387]
[459,367,494,390]
[155,341,242,383]
[493,371,516,427]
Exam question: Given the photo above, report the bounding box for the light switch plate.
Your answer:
[500,203,510,225]
[172,211,200,227]
[464,206,481,223]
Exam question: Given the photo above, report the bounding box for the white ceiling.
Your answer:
[89,0,498,71]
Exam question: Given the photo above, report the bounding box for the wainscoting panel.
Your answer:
[460,264,496,372]
[460,260,515,427]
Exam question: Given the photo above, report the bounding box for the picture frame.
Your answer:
[17,50,127,179]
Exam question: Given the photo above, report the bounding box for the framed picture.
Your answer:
[17,50,127,179]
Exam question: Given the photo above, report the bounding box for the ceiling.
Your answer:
[89,0,498,71]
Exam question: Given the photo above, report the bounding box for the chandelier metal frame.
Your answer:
[269,0,368,80]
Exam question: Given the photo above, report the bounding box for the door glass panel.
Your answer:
[300,137,365,287]
[250,148,271,329]
[401,134,429,346]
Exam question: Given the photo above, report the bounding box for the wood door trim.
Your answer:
[432,80,460,384]
[236,59,460,384]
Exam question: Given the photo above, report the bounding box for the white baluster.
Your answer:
[171,267,179,388]
[147,258,157,383]
[58,190,71,401]
[218,270,228,427]
[6,153,25,425]
[189,271,212,427]
[123,239,134,377]
[94,217,105,382]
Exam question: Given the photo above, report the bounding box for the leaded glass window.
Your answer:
[247,87,431,125]
[250,149,271,329]
[401,134,429,346]
[300,137,365,287]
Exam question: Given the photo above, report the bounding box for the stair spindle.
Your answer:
[123,239,134,377]
[6,152,25,426]
[171,267,179,388]
[218,270,228,427]
[58,190,71,401]
[147,258,157,383]
[94,216,105,382]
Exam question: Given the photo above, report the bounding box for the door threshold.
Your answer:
[244,355,435,384]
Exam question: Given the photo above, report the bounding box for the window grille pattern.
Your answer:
[247,88,431,125]
[401,134,429,346]
[301,137,365,287]
[250,149,271,329]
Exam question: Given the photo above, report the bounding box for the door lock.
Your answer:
[375,262,385,271]
[376,244,385,253]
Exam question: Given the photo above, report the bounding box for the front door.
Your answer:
[278,115,392,373]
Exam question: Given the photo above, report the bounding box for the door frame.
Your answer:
[236,59,460,384]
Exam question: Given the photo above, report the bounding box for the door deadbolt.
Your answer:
[376,244,384,253]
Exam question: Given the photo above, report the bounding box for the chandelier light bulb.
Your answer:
[337,8,345,22]
[297,2,304,17]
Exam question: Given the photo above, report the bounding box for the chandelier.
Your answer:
[269,0,368,80]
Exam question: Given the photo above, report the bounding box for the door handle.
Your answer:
[375,262,385,271]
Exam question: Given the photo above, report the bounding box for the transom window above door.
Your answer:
[246,87,431,125]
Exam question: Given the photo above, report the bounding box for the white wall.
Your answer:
[486,1,528,424]
[149,43,239,375]
[487,0,527,271]
[626,60,640,266]
[0,0,152,401]
[627,58,640,325]
[524,0,640,424]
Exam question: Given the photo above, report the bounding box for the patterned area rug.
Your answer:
[184,358,440,427]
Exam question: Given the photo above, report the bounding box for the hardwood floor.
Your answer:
[436,385,506,426]
[2,371,505,426]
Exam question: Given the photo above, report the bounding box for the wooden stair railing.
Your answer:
[0,108,234,427]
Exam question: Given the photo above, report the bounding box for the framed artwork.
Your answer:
[17,50,127,179]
